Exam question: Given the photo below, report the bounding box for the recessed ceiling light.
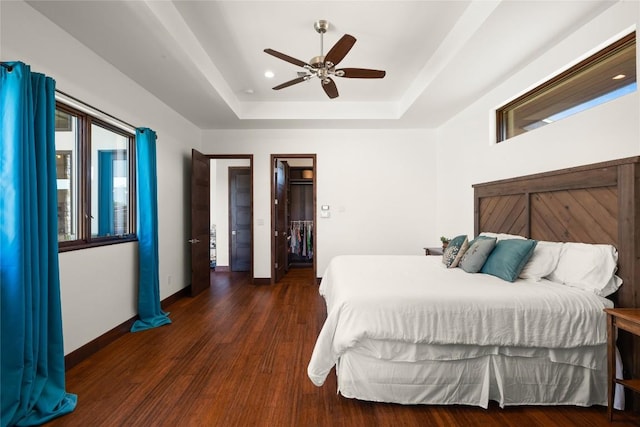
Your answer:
[244,89,254,95]
[264,70,275,78]
[612,74,626,80]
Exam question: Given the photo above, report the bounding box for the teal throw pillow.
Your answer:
[481,239,538,282]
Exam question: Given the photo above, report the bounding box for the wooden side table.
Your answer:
[604,308,640,421]
[423,247,443,256]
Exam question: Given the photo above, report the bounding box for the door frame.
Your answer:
[207,154,254,279]
[270,154,317,283]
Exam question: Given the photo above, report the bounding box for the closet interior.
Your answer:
[287,166,314,268]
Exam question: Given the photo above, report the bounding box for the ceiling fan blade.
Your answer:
[264,49,310,68]
[272,76,308,90]
[322,77,339,99]
[337,68,386,79]
[324,34,356,67]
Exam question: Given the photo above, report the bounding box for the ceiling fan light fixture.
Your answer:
[263,20,386,99]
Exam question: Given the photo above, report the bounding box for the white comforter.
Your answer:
[308,255,613,386]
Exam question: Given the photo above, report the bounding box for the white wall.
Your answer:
[436,0,640,238]
[201,129,438,278]
[2,1,201,354]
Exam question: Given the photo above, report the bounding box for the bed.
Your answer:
[308,156,640,409]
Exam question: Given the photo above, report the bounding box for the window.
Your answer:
[55,102,136,251]
[497,32,636,142]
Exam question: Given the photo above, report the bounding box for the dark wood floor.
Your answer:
[46,268,640,426]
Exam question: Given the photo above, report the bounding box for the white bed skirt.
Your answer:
[336,347,624,409]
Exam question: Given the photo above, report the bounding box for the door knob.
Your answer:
[188,238,200,244]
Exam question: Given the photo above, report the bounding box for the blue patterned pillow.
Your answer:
[481,239,537,282]
[442,235,469,268]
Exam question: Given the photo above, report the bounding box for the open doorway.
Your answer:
[209,156,253,275]
[271,154,316,283]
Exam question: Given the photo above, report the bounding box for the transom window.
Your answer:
[55,102,136,251]
[497,32,636,142]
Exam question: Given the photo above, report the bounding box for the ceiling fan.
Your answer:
[264,20,386,99]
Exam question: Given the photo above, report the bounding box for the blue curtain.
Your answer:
[97,150,114,236]
[0,62,77,426]
[131,128,171,332]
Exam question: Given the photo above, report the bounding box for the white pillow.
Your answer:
[547,242,621,297]
[479,232,526,241]
[600,275,624,298]
[519,241,563,281]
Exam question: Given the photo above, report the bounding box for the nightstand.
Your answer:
[604,308,640,421]
[423,247,443,256]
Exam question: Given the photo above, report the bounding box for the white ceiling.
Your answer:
[26,0,614,130]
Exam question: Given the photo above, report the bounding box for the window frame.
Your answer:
[496,32,636,143]
[56,101,137,252]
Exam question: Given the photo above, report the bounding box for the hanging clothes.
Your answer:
[289,220,313,260]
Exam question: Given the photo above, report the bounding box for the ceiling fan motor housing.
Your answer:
[309,55,325,68]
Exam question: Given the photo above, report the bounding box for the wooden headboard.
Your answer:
[473,156,640,387]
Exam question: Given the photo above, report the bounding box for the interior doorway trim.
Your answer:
[270,154,317,283]
[207,154,254,280]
